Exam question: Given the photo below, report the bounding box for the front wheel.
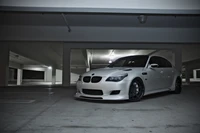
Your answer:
[129,79,144,102]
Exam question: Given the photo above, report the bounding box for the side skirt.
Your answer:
[144,88,170,96]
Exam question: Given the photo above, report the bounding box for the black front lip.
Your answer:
[79,96,103,100]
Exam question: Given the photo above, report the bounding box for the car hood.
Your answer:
[83,67,144,77]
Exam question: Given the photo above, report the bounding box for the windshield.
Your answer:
[107,56,149,68]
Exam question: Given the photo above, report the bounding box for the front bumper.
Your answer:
[75,80,130,100]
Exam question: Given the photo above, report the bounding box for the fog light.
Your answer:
[110,90,120,95]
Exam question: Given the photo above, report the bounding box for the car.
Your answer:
[75,55,182,102]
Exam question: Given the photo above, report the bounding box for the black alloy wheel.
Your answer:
[129,79,144,102]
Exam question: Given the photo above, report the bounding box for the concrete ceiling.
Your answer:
[9,42,63,69]
[10,51,40,65]
[2,12,199,70]
[1,13,200,28]
[1,2,200,71]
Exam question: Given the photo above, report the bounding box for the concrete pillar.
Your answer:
[193,70,197,80]
[52,68,56,85]
[44,69,47,82]
[86,67,90,72]
[0,44,9,86]
[17,69,23,85]
[174,48,182,73]
[45,68,53,82]
[62,45,71,87]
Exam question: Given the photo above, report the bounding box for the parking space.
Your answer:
[0,84,200,133]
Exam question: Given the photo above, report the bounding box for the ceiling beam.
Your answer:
[1,26,200,43]
[9,61,22,69]
[0,7,200,15]
[9,43,60,69]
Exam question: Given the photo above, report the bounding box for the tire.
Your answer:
[174,77,182,94]
[129,79,145,102]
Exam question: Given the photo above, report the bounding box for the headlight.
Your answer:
[106,73,128,82]
[78,75,82,81]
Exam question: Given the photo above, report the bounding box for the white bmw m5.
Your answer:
[75,55,182,101]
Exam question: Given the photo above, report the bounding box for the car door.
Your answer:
[159,57,174,88]
[146,56,165,91]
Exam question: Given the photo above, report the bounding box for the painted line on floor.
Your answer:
[2,92,54,94]
[0,99,36,104]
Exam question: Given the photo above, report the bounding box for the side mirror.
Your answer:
[149,64,159,68]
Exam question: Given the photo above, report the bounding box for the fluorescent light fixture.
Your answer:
[48,66,52,69]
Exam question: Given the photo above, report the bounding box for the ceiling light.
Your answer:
[48,66,52,69]
[138,15,147,24]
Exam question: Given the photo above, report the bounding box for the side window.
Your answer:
[112,59,126,67]
[125,57,148,67]
[149,57,162,67]
[149,56,172,68]
[161,58,172,68]
[159,58,167,68]
[152,57,172,68]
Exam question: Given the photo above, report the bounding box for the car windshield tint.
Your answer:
[108,56,148,67]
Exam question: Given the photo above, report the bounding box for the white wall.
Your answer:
[45,68,52,82]
[55,69,80,84]
[56,69,62,82]
[190,69,200,82]
[45,69,79,84]
[182,69,200,83]
[0,0,199,10]
[71,73,79,84]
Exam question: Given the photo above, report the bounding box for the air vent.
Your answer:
[91,76,102,83]
[82,89,103,95]
[83,76,91,83]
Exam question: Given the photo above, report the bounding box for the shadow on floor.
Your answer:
[75,91,173,104]
[142,91,173,101]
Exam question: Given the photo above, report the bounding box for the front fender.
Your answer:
[125,71,146,92]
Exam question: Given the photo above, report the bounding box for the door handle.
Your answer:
[142,72,147,75]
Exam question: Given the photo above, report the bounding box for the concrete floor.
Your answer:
[0,84,200,133]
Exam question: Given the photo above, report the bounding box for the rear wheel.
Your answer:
[174,77,182,94]
[129,79,144,102]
